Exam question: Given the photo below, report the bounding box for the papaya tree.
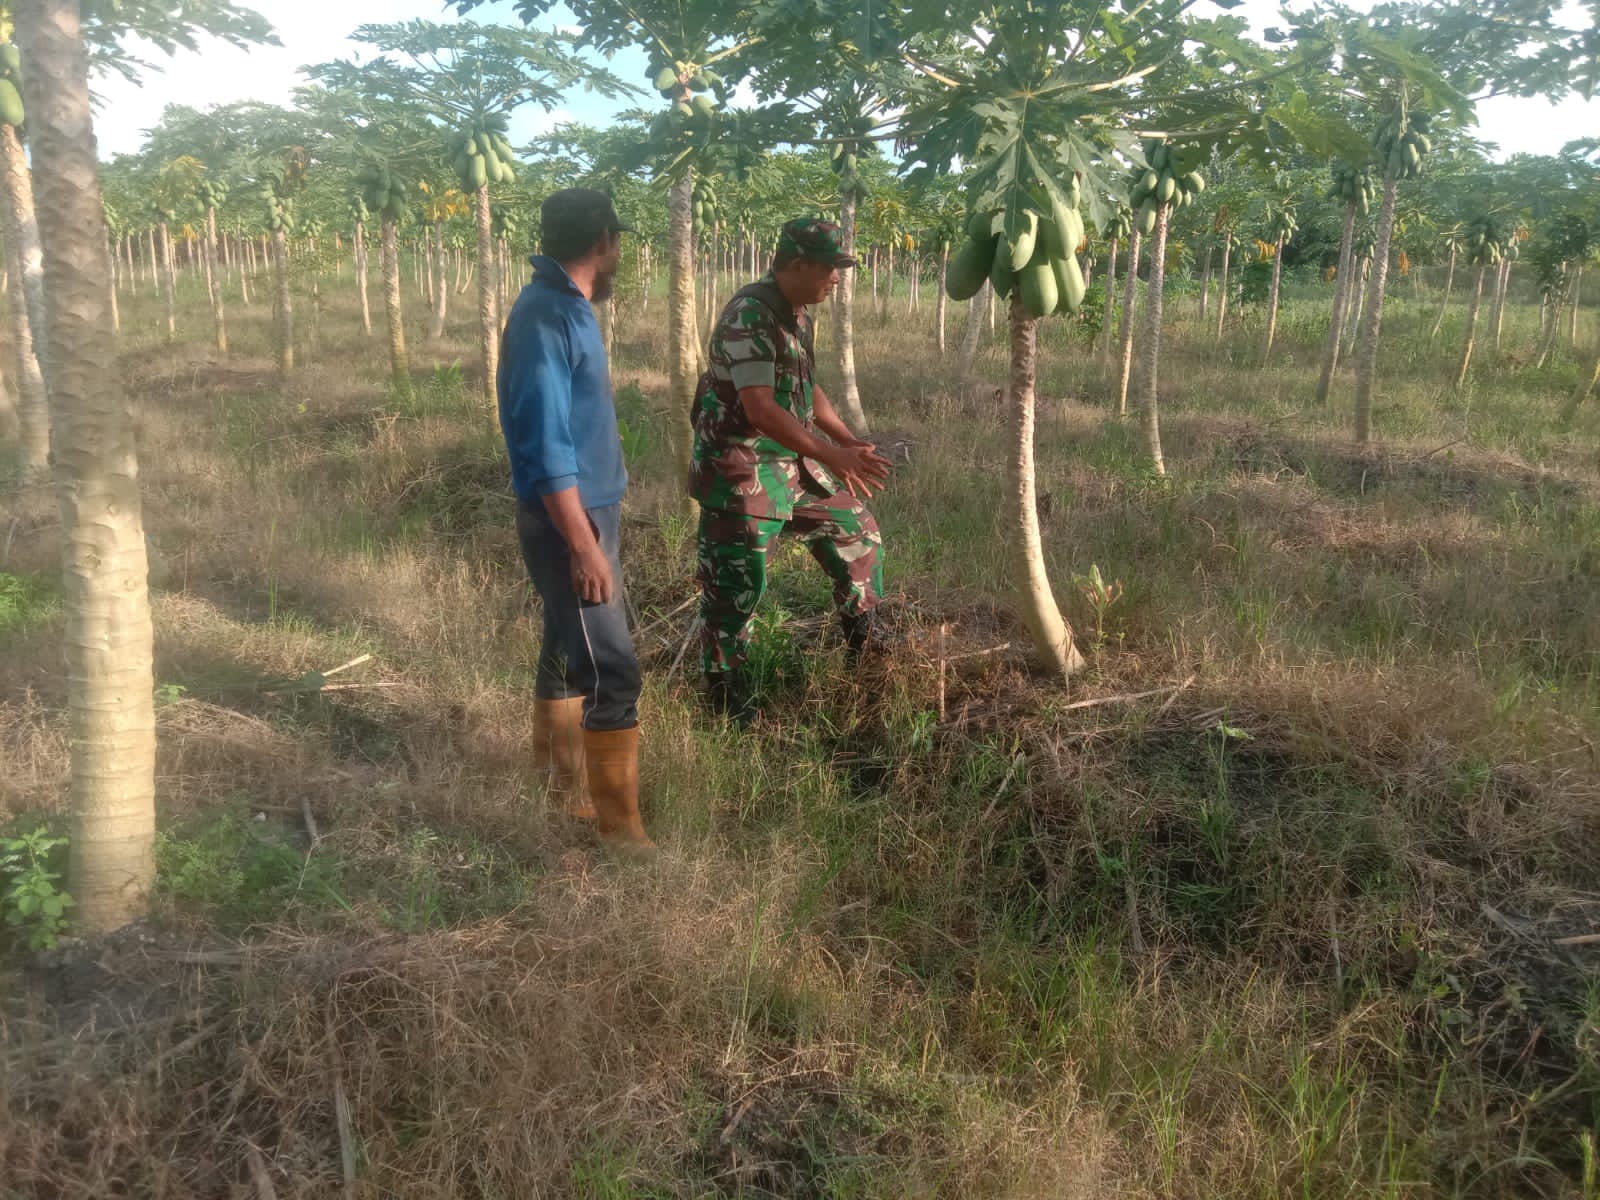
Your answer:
[196,177,227,353]
[1314,161,1374,405]
[904,0,1232,681]
[255,154,300,376]
[1428,222,1463,340]
[1131,139,1207,477]
[312,21,619,399]
[1261,199,1297,360]
[151,154,204,339]
[1454,211,1506,389]
[1114,189,1144,415]
[353,158,413,400]
[1099,202,1131,367]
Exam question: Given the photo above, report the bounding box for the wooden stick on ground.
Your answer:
[1059,675,1197,714]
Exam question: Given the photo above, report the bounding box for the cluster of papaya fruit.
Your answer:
[945,179,1087,318]
[0,42,22,127]
[1129,138,1204,235]
[448,118,516,192]
[1463,214,1509,266]
[647,62,719,141]
[1327,162,1377,216]
[256,173,293,234]
[354,163,406,225]
[197,180,227,212]
[1373,110,1431,179]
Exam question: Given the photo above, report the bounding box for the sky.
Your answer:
[88,0,1600,163]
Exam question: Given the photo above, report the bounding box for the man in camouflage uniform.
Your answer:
[689,217,893,724]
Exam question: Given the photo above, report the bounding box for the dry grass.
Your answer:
[1,261,1598,1197]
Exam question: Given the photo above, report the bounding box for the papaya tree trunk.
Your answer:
[1140,205,1170,476]
[1454,264,1486,391]
[422,226,435,308]
[239,236,252,306]
[381,217,409,400]
[1214,238,1231,338]
[1116,226,1143,416]
[668,170,699,500]
[429,216,447,342]
[1353,166,1400,445]
[959,280,988,374]
[1100,236,1119,366]
[835,179,868,432]
[1198,246,1212,321]
[1345,256,1369,357]
[1569,261,1581,345]
[0,123,48,479]
[204,204,226,355]
[936,244,948,355]
[1491,257,1510,353]
[158,220,176,338]
[271,225,292,376]
[354,219,371,337]
[1007,288,1084,683]
[123,231,136,296]
[2,210,48,479]
[0,121,48,363]
[1263,233,1285,361]
[17,0,155,931]
[105,229,118,335]
[1429,242,1456,340]
[1315,201,1358,407]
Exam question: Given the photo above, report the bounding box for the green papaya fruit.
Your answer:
[0,44,20,76]
[1139,200,1157,237]
[1055,253,1087,313]
[1019,258,1058,317]
[945,237,993,301]
[0,79,23,127]
[468,154,487,191]
[1157,173,1176,204]
[1185,171,1206,194]
[674,101,692,119]
[1141,169,1159,194]
[691,94,715,117]
[967,209,991,240]
[689,73,709,92]
[654,67,677,91]
[1008,210,1039,272]
[989,236,1014,299]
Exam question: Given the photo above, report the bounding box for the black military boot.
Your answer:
[841,608,892,665]
[704,669,757,730]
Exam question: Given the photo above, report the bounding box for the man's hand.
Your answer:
[571,539,615,604]
[823,441,892,499]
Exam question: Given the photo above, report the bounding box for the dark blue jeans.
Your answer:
[516,499,641,731]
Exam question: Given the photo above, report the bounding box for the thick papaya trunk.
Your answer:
[1263,233,1285,360]
[1315,202,1358,407]
[1353,167,1400,445]
[474,186,499,398]
[381,218,409,401]
[271,225,292,376]
[1139,205,1170,476]
[936,245,948,355]
[18,0,156,931]
[834,180,868,432]
[1116,227,1143,416]
[1454,265,1485,391]
[204,205,226,355]
[1100,236,1119,366]
[1429,243,1455,340]
[1007,289,1084,683]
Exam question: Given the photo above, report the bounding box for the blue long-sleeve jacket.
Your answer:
[497,256,626,507]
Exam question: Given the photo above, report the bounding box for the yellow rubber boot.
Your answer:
[582,725,655,852]
[533,696,595,820]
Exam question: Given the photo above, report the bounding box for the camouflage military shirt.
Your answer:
[688,275,839,520]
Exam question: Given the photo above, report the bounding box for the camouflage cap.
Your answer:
[776,217,857,268]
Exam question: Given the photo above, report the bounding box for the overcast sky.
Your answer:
[88,0,1599,163]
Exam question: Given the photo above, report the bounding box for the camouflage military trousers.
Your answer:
[697,492,884,674]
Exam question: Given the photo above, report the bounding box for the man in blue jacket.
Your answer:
[498,188,651,851]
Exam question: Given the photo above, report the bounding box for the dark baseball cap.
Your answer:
[540,187,633,255]
[777,217,857,268]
